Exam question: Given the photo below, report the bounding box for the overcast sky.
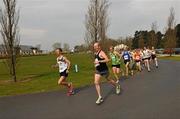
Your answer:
[0,0,180,50]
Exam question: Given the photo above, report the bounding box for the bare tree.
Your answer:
[148,22,158,48]
[98,0,110,52]
[148,31,156,48]
[151,21,158,32]
[85,0,98,46]
[0,0,20,82]
[63,43,70,52]
[167,7,176,29]
[164,7,177,56]
[138,33,144,49]
[124,37,133,49]
[52,42,61,50]
[85,0,110,51]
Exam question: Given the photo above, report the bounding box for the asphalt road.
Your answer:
[0,60,180,119]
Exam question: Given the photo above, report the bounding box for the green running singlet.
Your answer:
[109,52,121,65]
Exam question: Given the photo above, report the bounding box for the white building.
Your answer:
[0,45,43,57]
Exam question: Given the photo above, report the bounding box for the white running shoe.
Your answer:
[96,97,103,105]
[116,84,121,95]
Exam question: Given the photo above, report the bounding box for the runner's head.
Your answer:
[152,46,155,50]
[109,46,114,53]
[124,46,128,51]
[94,42,101,52]
[55,48,63,56]
[135,49,138,53]
[144,47,147,50]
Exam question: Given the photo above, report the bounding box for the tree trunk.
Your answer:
[0,0,20,82]
[12,52,17,82]
[95,0,98,42]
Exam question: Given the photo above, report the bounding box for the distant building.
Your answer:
[0,44,43,57]
[19,45,33,55]
[19,45,43,55]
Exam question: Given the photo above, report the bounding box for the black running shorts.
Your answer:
[124,60,130,65]
[151,55,156,59]
[60,69,68,77]
[112,64,120,68]
[95,70,109,78]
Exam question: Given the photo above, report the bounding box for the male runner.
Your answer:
[151,46,159,68]
[94,43,121,105]
[143,47,151,72]
[133,49,142,72]
[54,48,74,96]
[121,47,131,76]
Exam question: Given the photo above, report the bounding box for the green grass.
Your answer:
[0,53,96,97]
[0,53,127,97]
[158,56,180,61]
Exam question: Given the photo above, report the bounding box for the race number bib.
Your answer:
[124,55,129,60]
[136,56,140,60]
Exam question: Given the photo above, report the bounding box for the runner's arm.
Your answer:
[114,51,121,59]
[133,54,136,60]
[64,57,71,70]
[99,51,110,63]
[52,63,59,68]
[52,58,59,68]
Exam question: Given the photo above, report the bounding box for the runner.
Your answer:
[119,49,125,77]
[142,47,151,72]
[129,50,135,76]
[109,46,121,83]
[121,47,131,76]
[140,49,145,70]
[147,47,152,62]
[133,49,142,72]
[54,48,74,96]
[151,46,159,68]
[94,42,121,105]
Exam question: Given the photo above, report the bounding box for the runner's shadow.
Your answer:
[103,87,124,101]
[74,85,91,94]
[19,72,54,82]
[103,88,114,101]
[120,76,130,82]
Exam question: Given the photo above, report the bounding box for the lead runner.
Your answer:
[54,48,74,96]
[93,42,121,105]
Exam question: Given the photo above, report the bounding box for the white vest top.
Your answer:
[143,50,151,59]
[57,56,68,73]
[152,50,156,55]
